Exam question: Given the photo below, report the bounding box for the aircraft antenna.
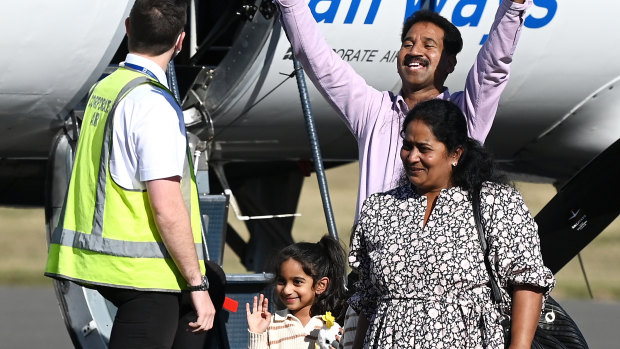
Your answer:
[577,253,594,299]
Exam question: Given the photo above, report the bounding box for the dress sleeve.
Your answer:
[451,0,531,143]
[348,195,381,319]
[483,184,555,301]
[275,0,385,140]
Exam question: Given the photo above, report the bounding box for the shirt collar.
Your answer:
[394,93,409,114]
[122,53,169,89]
[435,87,451,100]
[394,87,452,113]
[273,309,324,326]
[273,309,291,322]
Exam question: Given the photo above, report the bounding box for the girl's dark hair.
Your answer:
[273,235,347,323]
[400,99,507,191]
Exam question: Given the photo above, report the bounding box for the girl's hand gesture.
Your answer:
[246,293,272,333]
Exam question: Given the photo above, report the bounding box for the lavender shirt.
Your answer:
[276,0,531,217]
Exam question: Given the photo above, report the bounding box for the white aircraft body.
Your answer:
[0,0,133,158]
[1,0,618,347]
[1,0,618,197]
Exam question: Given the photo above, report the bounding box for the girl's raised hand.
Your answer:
[246,293,272,333]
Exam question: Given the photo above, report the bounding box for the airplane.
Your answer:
[1,0,619,347]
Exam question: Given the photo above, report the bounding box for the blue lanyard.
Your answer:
[123,62,159,81]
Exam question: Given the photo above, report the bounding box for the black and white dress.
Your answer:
[348,182,555,348]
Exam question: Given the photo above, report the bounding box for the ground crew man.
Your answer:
[45,0,215,347]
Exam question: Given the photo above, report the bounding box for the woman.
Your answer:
[348,99,555,348]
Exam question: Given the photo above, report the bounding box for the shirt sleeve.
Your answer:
[348,195,381,319]
[130,87,187,182]
[483,184,555,303]
[275,0,385,140]
[248,329,269,349]
[341,306,359,349]
[451,0,531,143]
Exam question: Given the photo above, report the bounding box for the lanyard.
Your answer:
[122,61,181,107]
[123,62,159,81]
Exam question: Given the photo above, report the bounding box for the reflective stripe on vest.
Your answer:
[50,228,203,260]
[46,69,205,291]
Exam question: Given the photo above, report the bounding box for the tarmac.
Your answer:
[1,285,618,348]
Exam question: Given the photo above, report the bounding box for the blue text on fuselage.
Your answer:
[309,0,557,29]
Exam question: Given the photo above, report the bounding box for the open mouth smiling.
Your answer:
[406,167,426,174]
[404,56,430,69]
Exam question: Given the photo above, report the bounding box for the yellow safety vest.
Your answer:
[45,67,205,292]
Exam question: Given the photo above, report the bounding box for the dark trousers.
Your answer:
[96,286,206,349]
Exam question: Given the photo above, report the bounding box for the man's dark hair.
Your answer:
[401,99,507,191]
[128,0,188,55]
[401,10,463,56]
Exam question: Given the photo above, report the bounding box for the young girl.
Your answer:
[246,235,347,348]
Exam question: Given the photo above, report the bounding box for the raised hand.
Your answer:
[246,294,272,334]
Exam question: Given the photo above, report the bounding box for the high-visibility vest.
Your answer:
[45,67,205,292]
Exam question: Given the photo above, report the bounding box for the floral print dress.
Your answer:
[348,182,555,349]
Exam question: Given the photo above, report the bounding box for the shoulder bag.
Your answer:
[471,187,589,349]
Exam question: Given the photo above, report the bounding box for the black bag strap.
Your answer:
[472,185,503,305]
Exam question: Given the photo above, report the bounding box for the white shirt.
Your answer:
[109,53,187,190]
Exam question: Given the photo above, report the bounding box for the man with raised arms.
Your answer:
[274,0,530,217]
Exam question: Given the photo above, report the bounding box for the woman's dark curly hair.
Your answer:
[272,235,348,324]
[400,99,507,191]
